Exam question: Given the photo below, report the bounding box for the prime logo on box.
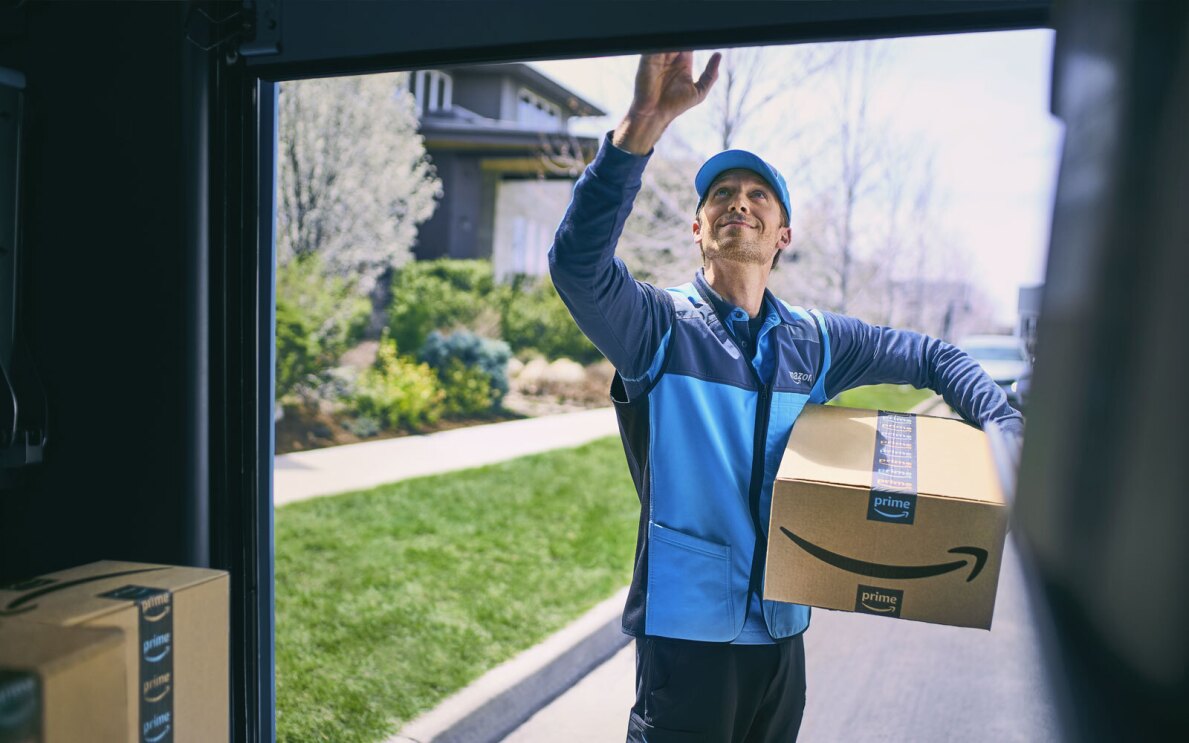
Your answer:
[868,411,919,524]
[855,585,904,617]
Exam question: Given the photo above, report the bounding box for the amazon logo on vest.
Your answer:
[788,371,813,385]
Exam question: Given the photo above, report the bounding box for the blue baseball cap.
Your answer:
[694,150,791,222]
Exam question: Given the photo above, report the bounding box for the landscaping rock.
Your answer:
[544,359,587,385]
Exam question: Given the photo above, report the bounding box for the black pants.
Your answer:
[626,634,807,743]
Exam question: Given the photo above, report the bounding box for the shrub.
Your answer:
[387,259,497,353]
[275,254,372,399]
[350,333,444,430]
[499,277,602,364]
[343,415,381,439]
[419,330,511,396]
[386,260,600,366]
[418,330,511,415]
[275,299,322,399]
[438,360,499,417]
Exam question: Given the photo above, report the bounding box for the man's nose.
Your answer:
[729,199,749,213]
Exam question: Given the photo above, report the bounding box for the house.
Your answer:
[409,64,605,280]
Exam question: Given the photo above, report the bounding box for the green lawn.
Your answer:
[274,437,638,743]
[828,383,934,413]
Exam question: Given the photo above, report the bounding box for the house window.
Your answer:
[412,70,452,114]
[516,87,561,128]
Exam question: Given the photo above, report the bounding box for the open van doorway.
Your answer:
[265,29,1061,742]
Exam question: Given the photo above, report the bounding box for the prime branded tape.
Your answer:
[0,670,40,743]
[101,586,173,743]
[868,410,918,524]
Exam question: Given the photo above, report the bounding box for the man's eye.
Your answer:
[751,190,767,199]
[715,187,730,197]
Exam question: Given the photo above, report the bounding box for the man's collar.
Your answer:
[694,269,783,324]
[694,269,735,320]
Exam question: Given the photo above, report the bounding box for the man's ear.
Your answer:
[777,226,792,250]
[692,218,702,243]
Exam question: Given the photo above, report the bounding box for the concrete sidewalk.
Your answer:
[274,407,618,505]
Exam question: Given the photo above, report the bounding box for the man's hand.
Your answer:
[612,51,721,155]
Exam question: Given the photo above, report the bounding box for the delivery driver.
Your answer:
[549,52,1023,742]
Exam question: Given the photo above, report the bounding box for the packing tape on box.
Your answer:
[0,669,41,742]
[99,586,174,743]
[867,410,919,524]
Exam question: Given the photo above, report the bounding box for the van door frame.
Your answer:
[215,2,1052,741]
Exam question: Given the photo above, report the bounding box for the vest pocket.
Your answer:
[645,522,736,641]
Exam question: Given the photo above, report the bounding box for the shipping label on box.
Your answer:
[764,404,1009,630]
[0,562,229,743]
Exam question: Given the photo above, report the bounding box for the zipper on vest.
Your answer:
[715,314,775,630]
[743,383,774,625]
[701,288,776,631]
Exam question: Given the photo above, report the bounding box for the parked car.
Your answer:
[958,334,1032,408]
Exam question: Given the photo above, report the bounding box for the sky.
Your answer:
[530,30,1063,326]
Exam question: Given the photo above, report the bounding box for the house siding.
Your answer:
[416,152,486,260]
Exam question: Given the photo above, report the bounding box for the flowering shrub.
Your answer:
[350,333,444,430]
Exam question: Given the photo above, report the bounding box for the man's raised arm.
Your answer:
[548,53,720,384]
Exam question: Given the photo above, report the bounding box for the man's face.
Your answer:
[693,169,791,267]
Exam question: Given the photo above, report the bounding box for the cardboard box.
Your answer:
[0,621,127,742]
[0,561,229,743]
[764,404,1008,629]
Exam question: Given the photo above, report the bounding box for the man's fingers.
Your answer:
[626,50,719,128]
[695,52,722,99]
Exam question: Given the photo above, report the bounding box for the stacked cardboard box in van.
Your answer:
[0,561,228,743]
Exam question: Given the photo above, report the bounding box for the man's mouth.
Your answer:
[720,218,752,228]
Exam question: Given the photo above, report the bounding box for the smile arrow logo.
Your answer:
[779,527,987,582]
[0,568,166,616]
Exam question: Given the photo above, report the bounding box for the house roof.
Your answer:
[420,103,602,145]
[438,62,606,117]
[420,117,602,154]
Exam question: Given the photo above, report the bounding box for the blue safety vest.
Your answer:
[614,281,833,641]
